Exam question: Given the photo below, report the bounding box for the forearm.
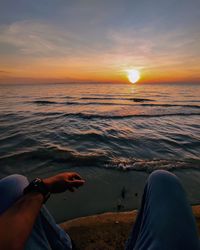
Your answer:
[0,192,44,250]
[0,172,85,250]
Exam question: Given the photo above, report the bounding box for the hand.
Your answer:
[43,172,85,193]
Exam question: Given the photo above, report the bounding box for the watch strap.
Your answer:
[24,178,51,203]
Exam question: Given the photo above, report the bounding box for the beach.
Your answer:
[1,0,200,249]
[60,205,200,250]
[46,168,200,222]
[0,83,200,222]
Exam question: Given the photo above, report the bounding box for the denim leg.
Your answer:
[25,207,72,250]
[0,174,29,214]
[0,174,72,250]
[39,206,72,250]
[126,170,200,250]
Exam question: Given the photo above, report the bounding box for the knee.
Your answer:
[145,170,187,208]
[0,174,29,196]
[148,170,181,190]
[4,174,29,186]
[0,174,29,214]
[11,174,28,185]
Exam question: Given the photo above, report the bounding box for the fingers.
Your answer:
[67,179,85,187]
[68,172,83,180]
[66,180,85,192]
[43,172,85,193]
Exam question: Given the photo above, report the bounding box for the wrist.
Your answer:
[42,178,52,192]
[24,178,51,203]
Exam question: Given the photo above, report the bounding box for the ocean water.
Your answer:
[0,83,200,221]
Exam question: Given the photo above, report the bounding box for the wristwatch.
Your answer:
[24,178,51,203]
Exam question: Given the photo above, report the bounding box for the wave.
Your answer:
[140,104,200,109]
[132,98,154,102]
[61,112,200,119]
[64,101,138,106]
[1,146,199,172]
[31,100,200,109]
[33,100,58,105]
[0,145,106,167]
[105,158,200,172]
[80,97,154,102]
[64,102,200,109]
[3,111,200,121]
[32,98,154,106]
[175,100,200,103]
[34,111,62,116]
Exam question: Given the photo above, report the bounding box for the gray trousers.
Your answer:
[126,170,200,250]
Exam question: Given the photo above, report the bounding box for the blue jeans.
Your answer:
[0,174,72,250]
[0,171,199,250]
[126,170,200,250]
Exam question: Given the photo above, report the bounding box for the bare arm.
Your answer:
[0,172,85,250]
[0,192,44,250]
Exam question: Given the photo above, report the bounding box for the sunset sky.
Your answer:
[0,0,200,84]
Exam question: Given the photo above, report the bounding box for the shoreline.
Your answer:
[60,205,200,250]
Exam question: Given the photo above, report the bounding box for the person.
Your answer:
[0,172,85,250]
[0,170,199,250]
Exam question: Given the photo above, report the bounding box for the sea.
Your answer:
[0,83,200,222]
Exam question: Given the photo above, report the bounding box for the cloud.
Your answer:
[0,19,199,83]
[0,70,10,74]
[104,27,200,72]
[0,20,93,57]
[0,20,199,63]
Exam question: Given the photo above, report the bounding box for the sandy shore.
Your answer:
[60,205,200,250]
[47,168,200,223]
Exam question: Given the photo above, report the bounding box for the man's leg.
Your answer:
[0,174,29,214]
[0,174,72,250]
[126,170,200,250]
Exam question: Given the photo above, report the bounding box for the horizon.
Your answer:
[0,0,200,84]
[1,80,200,86]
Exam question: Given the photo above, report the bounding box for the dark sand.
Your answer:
[60,205,200,250]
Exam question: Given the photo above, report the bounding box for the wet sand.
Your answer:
[47,168,200,223]
[60,205,200,250]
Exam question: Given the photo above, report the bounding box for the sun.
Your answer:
[126,69,140,84]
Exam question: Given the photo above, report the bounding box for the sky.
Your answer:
[0,0,200,84]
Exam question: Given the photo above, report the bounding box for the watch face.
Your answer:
[33,178,42,186]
